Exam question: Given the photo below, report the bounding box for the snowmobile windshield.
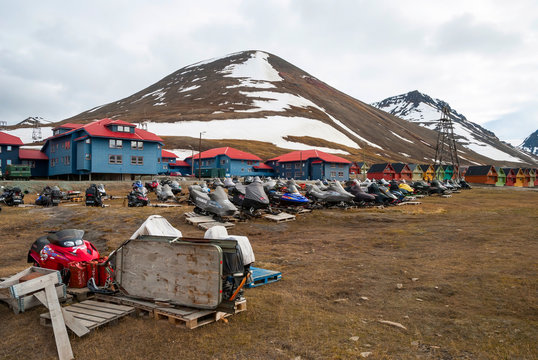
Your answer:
[245,182,269,204]
[210,186,228,202]
[287,184,300,194]
[234,183,246,195]
[47,229,85,247]
[263,180,276,190]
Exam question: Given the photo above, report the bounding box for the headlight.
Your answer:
[75,239,83,246]
[64,241,75,247]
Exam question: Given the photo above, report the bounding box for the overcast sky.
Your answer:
[1,0,536,145]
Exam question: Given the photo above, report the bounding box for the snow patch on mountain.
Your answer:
[142,116,358,151]
[220,51,282,89]
[15,116,52,126]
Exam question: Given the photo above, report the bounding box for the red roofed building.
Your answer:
[159,149,177,174]
[18,148,49,177]
[0,131,25,175]
[184,147,267,177]
[266,149,351,180]
[42,118,164,180]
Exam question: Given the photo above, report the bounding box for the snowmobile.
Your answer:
[346,180,376,206]
[211,178,225,189]
[127,188,150,207]
[85,184,103,207]
[306,183,354,208]
[0,186,24,206]
[239,182,271,216]
[145,179,160,192]
[430,179,450,195]
[244,176,254,184]
[97,184,107,199]
[411,181,432,195]
[223,177,235,189]
[229,182,247,207]
[267,183,310,209]
[458,179,472,189]
[189,185,237,220]
[367,182,394,205]
[35,186,62,206]
[161,178,182,194]
[156,184,175,202]
[27,229,101,282]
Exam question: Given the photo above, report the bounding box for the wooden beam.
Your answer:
[44,285,74,360]
[34,291,90,338]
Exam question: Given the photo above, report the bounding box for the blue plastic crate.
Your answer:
[246,267,282,288]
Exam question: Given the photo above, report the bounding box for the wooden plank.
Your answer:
[83,299,134,312]
[34,291,90,337]
[63,310,109,324]
[65,305,120,319]
[13,283,66,313]
[263,212,296,223]
[197,222,235,230]
[186,216,216,225]
[41,313,97,329]
[44,284,73,360]
[95,294,158,311]
[0,268,33,288]
[10,272,59,298]
[155,306,196,316]
[69,303,125,315]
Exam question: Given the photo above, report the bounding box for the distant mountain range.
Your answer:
[7,51,536,166]
[372,90,536,165]
[519,129,538,155]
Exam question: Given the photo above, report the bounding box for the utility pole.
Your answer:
[198,131,206,180]
[189,145,194,176]
[434,106,461,179]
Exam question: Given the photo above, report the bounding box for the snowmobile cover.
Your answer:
[223,178,235,188]
[160,184,175,198]
[208,186,229,202]
[234,183,246,195]
[245,182,270,204]
[130,215,182,239]
[204,226,255,265]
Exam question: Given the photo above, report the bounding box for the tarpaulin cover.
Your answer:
[130,215,182,239]
[204,226,255,265]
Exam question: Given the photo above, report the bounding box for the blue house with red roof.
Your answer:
[42,118,164,180]
[184,147,271,177]
[19,149,49,177]
[266,149,351,180]
[159,149,178,175]
[169,160,192,176]
[0,131,24,175]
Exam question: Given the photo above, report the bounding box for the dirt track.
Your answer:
[0,185,536,359]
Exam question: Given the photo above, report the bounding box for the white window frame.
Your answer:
[109,139,123,149]
[109,155,122,164]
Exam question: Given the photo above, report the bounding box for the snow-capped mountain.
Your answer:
[11,51,535,166]
[373,90,537,165]
[519,130,538,155]
[15,116,51,127]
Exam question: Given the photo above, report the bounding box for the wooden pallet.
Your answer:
[198,221,235,230]
[149,203,182,208]
[184,211,197,218]
[246,267,282,288]
[66,287,94,302]
[185,215,217,225]
[40,299,134,331]
[154,299,246,329]
[396,201,422,206]
[263,212,296,223]
[95,294,246,329]
[442,194,452,198]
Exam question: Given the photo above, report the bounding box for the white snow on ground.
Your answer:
[132,88,166,103]
[401,152,412,157]
[20,145,43,150]
[459,155,481,165]
[87,104,106,113]
[178,85,200,93]
[143,117,359,150]
[220,51,282,88]
[390,130,414,143]
[4,127,53,144]
[464,142,526,163]
[237,91,323,113]
[325,114,384,149]
[153,102,166,106]
[168,148,198,160]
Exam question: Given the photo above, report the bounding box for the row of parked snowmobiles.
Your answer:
[187,176,471,221]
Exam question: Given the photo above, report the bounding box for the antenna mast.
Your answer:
[434,106,461,179]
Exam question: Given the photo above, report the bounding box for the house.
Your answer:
[267,149,351,180]
[169,160,192,176]
[407,164,424,181]
[511,168,525,187]
[464,165,497,185]
[531,168,537,187]
[367,163,396,180]
[349,162,369,180]
[494,167,506,187]
[159,149,178,174]
[433,165,445,180]
[0,131,24,175]
[252,162,275,177]
[503,168,516,186]
[185,147,263,178]
[19,149,49,177]
[391,163,412,181]
[42,118,164,180]
[419,164,435,181]
[443,165,455,180]
[522,168,531,187]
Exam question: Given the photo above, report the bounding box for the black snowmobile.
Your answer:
[35,186,62,206]
[430,179,450,195]
[367,182,394,205]
[161,179,182,195]
[229,183,247,207]
[411,180,432,195]
[458,179,472,189]
[188,185,237,220]
[85,184,103,207]
[240,181,271,217]
[0,186,24,206]
[346,180,376,206]
[306,182,354,208]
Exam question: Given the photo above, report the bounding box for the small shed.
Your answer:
[419,164,435,181]
[464,165,498,185]
[531,168,537,187]
[391,163,412,181]
[522,168,531,187]
[367,163,396,180]
[494,167,506,187]
[503,168,515,186]
[443,165,455,180]
[407,164,424,181]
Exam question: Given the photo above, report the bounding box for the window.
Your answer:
[131,141,143,150]
[7,159,12,165]
[51,144,55,153]
[65,156,70,165]
[248,168,252,172]
[295,163,301,169]
[285,163,292,169]
[109,155,122,164]
[338,171,344,177]
[109,139,123,148]
[116,125,130,133]
[286,172,292,178]
[221,159,226,165]
[0,159,2,166]
[330,171,336,177]
[330,163,336,168]
[0,146,2,153]
[131,156,143,165]
[22,160,36,168]
[158,158,161,163]
[163,164,168,169]
[7,145,12,151]
[85,153,91,160]
[85,138,91,144]
[65,141,71,149]
[338,164,343,168]
[295,171,303,177]
[247,160,253,165]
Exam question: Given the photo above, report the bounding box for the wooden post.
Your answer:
[44,284,74,360]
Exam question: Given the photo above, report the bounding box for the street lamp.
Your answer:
[198,131,206,180]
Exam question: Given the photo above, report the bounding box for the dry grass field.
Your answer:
[0,184,536,359]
